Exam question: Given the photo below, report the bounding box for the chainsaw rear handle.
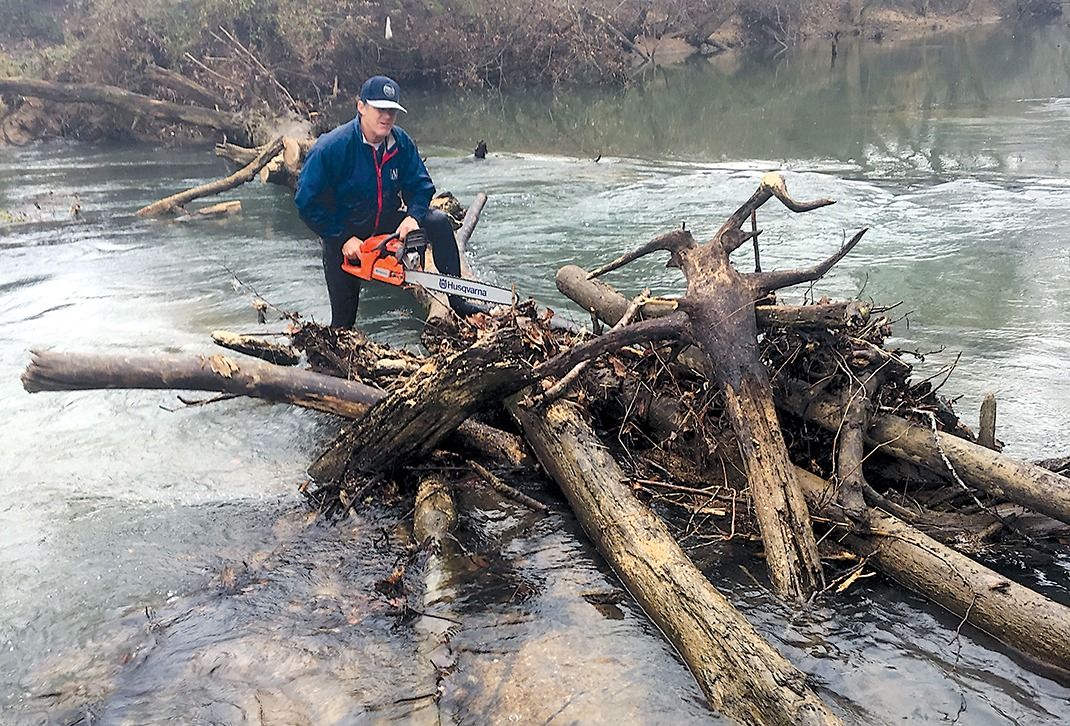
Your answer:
[344,232,398,263]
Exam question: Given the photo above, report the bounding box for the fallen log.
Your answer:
[318,333,534,482]
[0,77,247,141]
[146,65,228,110]
[174,200,242,221]
[136,137,284,217]
[211,330,300,366]
[509,397,841,724]
[796,468,1070,679]
[782,384,1070,527]
[21,348,532,469]
[557,264,872,331]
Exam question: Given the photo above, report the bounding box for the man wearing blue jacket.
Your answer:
[295,75,465,327]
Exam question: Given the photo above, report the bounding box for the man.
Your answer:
[295,74,468,327]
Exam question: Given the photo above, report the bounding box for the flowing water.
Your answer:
[2,21,1070,725]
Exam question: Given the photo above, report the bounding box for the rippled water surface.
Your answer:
[2,22,1070,724]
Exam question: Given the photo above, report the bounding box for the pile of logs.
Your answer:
[22,174,1070,723]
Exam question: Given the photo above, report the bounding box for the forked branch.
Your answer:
[535,312,688,379]
[751,228,868,295]
[536,289,651,406]
[712,172,835,248]
[587,229,696,279]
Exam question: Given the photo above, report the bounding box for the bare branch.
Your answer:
[587,229,696,279]
[723,227,761,254]
[712,172,835,248]
[537,289,650,406]
[751,228,867,295]
[534,312,688,380]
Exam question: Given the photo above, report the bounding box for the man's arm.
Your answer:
[399,141,435,224]
[294,141,343,239]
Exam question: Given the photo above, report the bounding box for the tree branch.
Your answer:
[536,289,650,406]
[750,228,867,295]
[587,229,696,279]
[534,312,688,380]
[711,172,835,250]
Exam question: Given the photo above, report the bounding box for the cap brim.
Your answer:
[366,99,407,113]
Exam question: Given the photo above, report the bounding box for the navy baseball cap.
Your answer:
[359,75,407,112]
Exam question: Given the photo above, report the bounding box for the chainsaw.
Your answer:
[340,230,516,307]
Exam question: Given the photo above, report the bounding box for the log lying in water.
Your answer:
[795,468,1070,679]
[782,384,1070,527]
[509,397,841,725]
[21,348,532,469]
[311,333,534,482]
[137,137,284,217]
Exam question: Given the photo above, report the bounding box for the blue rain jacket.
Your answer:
[294,118,435,242]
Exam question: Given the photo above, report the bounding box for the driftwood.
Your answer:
[581,173,866,599]
[309,333,533,483]
[20,348,532,470]
[174,200,243,221]
[136,137,284,217]
[211,330,300,366]
[0,77,247,141]
[796,468,1070,678]
[509,397,841,724]
[781,384,1070,527]
[557,263,872,331]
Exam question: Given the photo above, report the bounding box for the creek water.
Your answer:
[2,21,1070,725]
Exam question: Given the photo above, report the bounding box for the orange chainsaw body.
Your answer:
[340,234,406,286]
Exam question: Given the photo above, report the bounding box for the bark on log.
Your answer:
[0,77,247,141]
[136,137,284,217]
[312,334,534,482]
[556,264,870,330]
[796,467,1070,679]
[211,330,300,366]
[782,386,1070,527]
[979,392,998,450]
[22,348,380,410]
[21,348,532,469]
[509,397,840,725]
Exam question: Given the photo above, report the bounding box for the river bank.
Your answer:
[0,0,1064,146]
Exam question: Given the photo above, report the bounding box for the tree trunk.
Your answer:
[21,348,532,470]
[783,386,1070,527]
[0,77,247,141]
[136,137,283,217]
[796,468,1070,680]
[509,397,841,725]
[678,252,824,599]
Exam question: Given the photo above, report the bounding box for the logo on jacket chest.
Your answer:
[390,168,399,181]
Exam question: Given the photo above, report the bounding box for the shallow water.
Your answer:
[2,21,1070,725]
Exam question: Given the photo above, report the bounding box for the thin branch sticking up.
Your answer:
[536,289,651,406]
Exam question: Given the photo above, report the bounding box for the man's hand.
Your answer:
[395,216,420,240]
[341,236,363,260]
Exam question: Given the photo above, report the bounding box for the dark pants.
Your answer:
[322,208,462,328]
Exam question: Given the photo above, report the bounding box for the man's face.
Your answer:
[358,101,398,141]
